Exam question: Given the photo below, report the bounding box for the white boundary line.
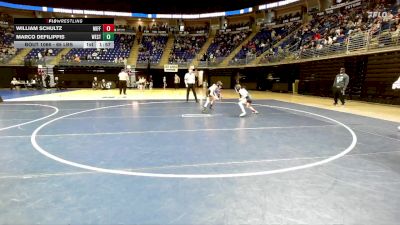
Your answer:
[30,101,358,178]
[0,104,59,131]
[3,150,400,180]
[30,124,339,137]
[354,128,400,142]
[182,114,214,117]
[0,124,338,139]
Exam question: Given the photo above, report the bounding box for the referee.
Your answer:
[118,68,129,95]
[332,67,349,105]
[184,66,198,102]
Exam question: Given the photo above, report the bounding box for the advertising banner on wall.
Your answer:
[164,64,179,72]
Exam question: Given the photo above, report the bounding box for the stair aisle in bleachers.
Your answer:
[50,48,71,65]
[253,24,303,65]
[219,27,259,67]
[193,32,215,68]
[158,34,175,66]
[127,33,141,66]
[8,48,31,65]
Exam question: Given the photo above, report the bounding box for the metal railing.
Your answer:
[59,59,125,67]
[228,54,256,66]
[197,57,225,67]
[227,22,303,66]
[259,29,400,65]
[24,56,56,66]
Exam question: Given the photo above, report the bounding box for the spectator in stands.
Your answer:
[0,21,17,63]
[74,54,81,63]
[38,52,42,60]
[169,35,206,64]
[123,57,127,67]
[92,51,98,59]
[392,24,400,39]
[332,67,350,106]
[138,35,168,64]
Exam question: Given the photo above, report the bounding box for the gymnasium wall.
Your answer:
[1,51,399,105]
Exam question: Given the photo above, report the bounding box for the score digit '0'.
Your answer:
[102,24,115,32]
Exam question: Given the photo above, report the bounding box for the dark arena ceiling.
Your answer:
[4,0,281,14]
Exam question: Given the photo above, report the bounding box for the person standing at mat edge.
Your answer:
[332,67,349,105]
[163,75,167,89]
[174,74,180,89]
[392,75,400,131]
[118,68,129,96]
[184,66,198,102]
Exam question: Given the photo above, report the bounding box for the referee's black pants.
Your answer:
[332,86,345,105]
[186,84,198,102]
[119,80,127,95]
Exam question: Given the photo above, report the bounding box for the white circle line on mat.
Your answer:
[31,101,357,178]
[0,104,59,131]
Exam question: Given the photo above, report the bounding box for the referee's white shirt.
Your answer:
[118,72,129,81]
[184,72,195,85]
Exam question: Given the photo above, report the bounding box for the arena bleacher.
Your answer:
[137,35,168,64]
[0,13,17,64]
[0,0,398,104]
[63,34,134,65]
[169,35,206,65]
[201,29,251,65]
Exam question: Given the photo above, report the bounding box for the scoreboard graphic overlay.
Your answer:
[14,18,115,49]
